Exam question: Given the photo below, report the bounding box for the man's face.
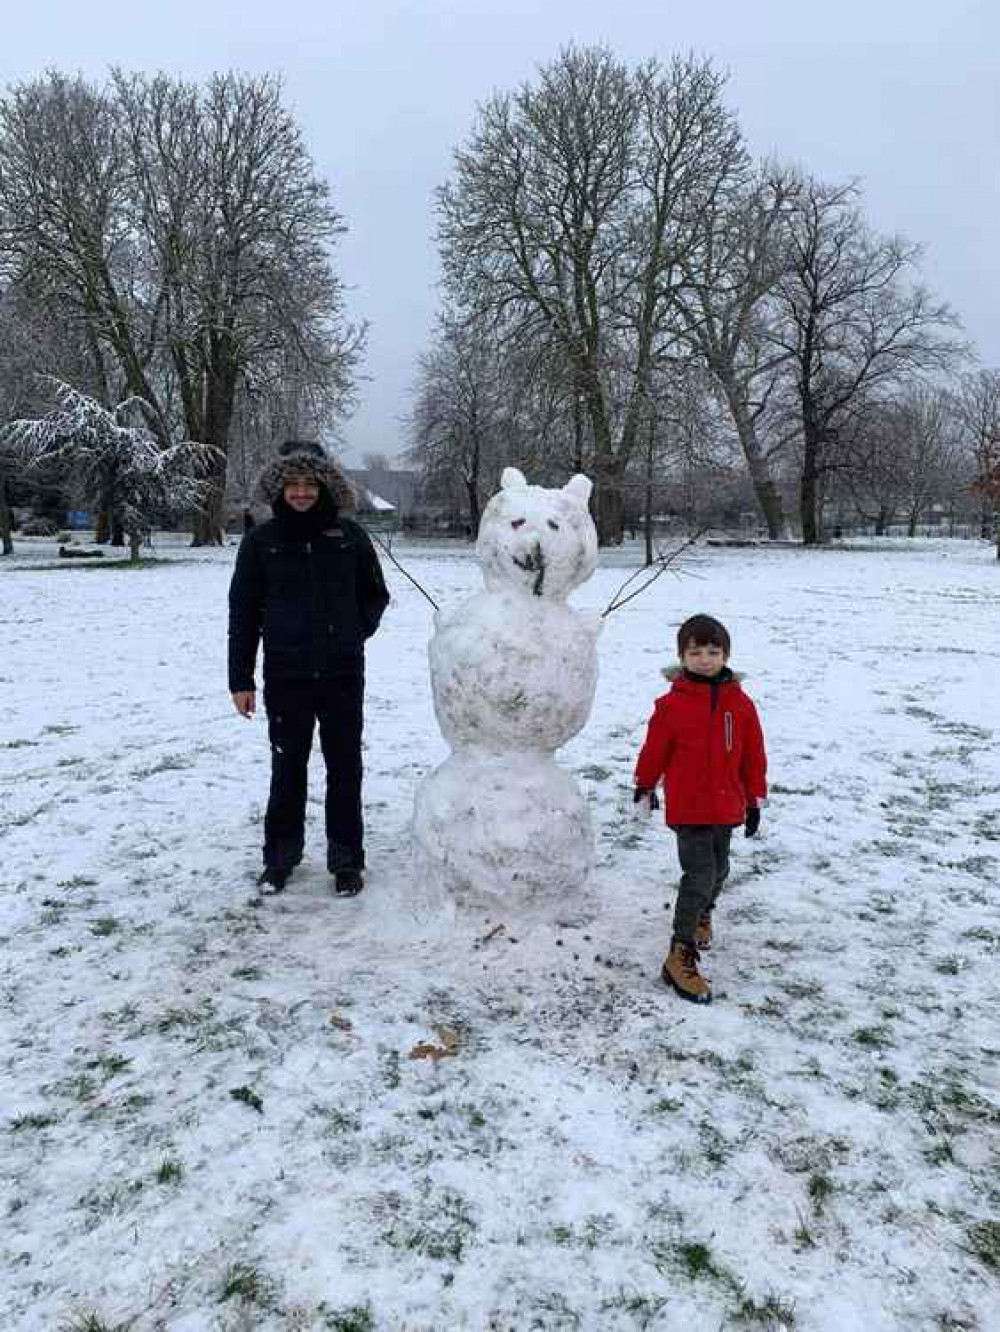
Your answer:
[680,641,728,677]
[283,475,320,511]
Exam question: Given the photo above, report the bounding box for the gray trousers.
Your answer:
[672,825,733,944]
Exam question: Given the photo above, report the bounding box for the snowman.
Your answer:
[412,467,600,911]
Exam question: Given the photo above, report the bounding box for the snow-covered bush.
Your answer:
[1,380,219,560]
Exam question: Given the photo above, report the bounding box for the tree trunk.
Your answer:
[800,432,820,545]
[572,390,585,474]
[128,531,142,563]
[875,505,890,537]
[111,516,125,547]
[722,379,789,539]
[95,509,111,544]
[643,418,655,567]
[594,457,625,545]
[578,363,625,545]
[191,351,237,546]
[0,472,13,555]
[191,487,226,546]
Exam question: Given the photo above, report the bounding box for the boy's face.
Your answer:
[283,475,320,511]
[680,640,728,677]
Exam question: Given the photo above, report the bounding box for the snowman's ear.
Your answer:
[564,474,592,506]
[501,467,527,491]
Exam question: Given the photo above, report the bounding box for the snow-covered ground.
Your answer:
[2,534,999,1332]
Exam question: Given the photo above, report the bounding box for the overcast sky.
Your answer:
[4,0,997,462]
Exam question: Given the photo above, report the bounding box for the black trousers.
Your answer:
[672,825,733,944]
[262,669,365,875]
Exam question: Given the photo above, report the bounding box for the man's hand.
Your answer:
[744,806,761,838]
[231,690,256,718]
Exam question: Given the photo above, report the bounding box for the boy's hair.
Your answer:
[677,614,731,657]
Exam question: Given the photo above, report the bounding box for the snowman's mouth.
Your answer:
[512,545,546,596]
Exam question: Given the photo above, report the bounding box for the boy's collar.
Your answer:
[663,664,742,683]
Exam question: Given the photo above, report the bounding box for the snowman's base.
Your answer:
[412,751,593,913]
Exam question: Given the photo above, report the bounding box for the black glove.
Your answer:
[634,787,660,810]
[744,806,761,838]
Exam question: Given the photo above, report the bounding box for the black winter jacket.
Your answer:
[228,515,390,692]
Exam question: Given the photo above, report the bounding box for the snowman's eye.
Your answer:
[548,520,560,531]
[511,518,525,529]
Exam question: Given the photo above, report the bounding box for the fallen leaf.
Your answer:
[408,1026,461,1062]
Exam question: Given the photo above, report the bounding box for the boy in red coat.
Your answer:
[634,614,767,1003]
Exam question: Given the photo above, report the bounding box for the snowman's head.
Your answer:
[477,468,598,600]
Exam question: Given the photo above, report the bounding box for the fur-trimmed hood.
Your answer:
[255,444,357,512]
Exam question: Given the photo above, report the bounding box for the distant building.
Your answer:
[345,467,419,521]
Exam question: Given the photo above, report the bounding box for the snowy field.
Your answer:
[2,534,1000,1332]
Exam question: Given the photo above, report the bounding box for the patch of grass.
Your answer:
[155,1159,183,1185]
[733,1289,797,1326]
[924,1139,955,1167]
[218,1261,275,1307]
[962,925,999,944]
[317,1106,360,1134]
[152,1004,209,1035]
[578,764,613,781]
[598,1288,667,1326]
[323,1306,375,1332]
[10,1111,57,1132]
[232,964,263,980]
[85,1053,131,1080]
[59,1314,130,1332]
[90,916,120,938]
[675,1240,720,1280]
[780,978,825,1000]
[379,1047,401,1090]
[792,1209,817,1250]
[807,1173,834,1215]
[967,1220,1000,1272]
[382,1187,476,1264]
[229,1085,264,1114]
[852,1025,893,1051]
[77,1180,144,1224]
[948,856,998,879]
[132,753,195,780]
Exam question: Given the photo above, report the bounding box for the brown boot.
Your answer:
[695,911,713,951]
[661,939,712,1004]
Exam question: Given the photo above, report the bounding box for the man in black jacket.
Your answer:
[228,440,390,896]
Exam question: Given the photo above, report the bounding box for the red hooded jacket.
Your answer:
[634,669,767,827]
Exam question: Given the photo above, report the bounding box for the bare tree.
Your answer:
[840,401,907,535]
[437,46,745,542]
[0,71,364,545]
[676,165,800,538]
[111,71,364,543]
[887,387,963,536]
[408,313,507,533]
[954,369,1000,552]
[0,75,170,437]
[773,178,965,544]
